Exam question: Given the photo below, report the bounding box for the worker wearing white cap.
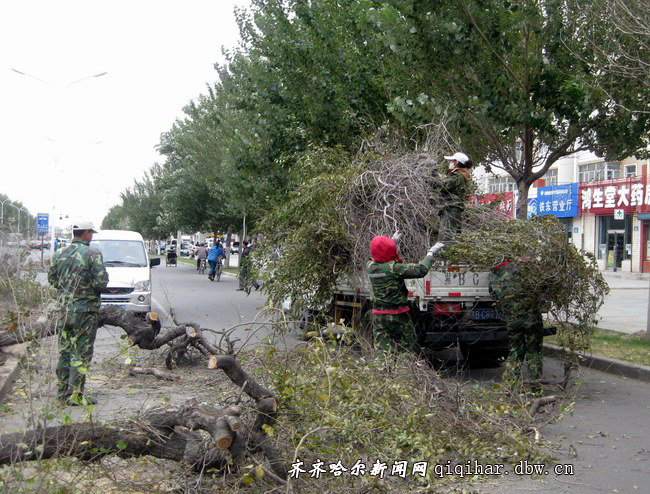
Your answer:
[437,152,474,243]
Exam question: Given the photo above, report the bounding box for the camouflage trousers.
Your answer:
[239,262,249,290]
[56,311,99,400]
[506,323,544,381]
[437,207,463,243]
[372,312,417,353]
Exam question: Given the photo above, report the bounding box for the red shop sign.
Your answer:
[579,178,650,215]
[469,191,515,218]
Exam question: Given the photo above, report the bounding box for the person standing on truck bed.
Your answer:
[368,233,445,352]
[436,152,473,243]
[48,220,109,406]
[488,258,544,386]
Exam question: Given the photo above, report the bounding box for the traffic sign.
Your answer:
[36,213,49,233]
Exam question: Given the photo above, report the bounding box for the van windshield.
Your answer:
[91,240,147,267]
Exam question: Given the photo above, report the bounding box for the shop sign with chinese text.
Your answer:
[579,178,649,215]
[469,191,515,218]
[537,184,578,217]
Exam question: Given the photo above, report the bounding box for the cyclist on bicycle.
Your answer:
[207,242,225,281]
[196,243,209,271]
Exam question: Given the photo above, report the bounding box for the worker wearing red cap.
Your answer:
[368,233,445,351]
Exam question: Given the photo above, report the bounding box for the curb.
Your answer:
[0,343,28,402]
[543,343,650,383]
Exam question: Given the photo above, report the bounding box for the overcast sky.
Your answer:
[0,0,249,230]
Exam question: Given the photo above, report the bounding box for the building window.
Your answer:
[487,175,516,193]
[578,162,621,183]
[625,164,637,177]
[545,168,558,186]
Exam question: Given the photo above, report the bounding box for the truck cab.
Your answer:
[90,230,160,315]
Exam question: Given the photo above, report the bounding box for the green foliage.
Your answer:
[263,337,551,491]
[253,147,358,313]
[442,214,610,353]
[363,0,650,214]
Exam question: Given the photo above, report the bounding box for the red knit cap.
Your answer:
[370,236,402,263]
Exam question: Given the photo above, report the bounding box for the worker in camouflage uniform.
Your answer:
[48,220,108,405]
[367,233,445,352]
[436,152,473,243]
[489,259,544,383]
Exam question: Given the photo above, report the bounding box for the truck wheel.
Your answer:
[460,344,509,367]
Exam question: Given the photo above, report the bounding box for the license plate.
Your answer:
[471,309,501,320]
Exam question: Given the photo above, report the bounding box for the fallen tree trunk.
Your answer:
[0,306,164,348]
[0,350,286,480]
[0,402,233,471]
[2,307,227,370]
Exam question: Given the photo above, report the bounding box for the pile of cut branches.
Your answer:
[253,143,608,352]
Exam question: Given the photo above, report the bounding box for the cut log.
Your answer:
[208,355,275,401]
[0,413,227,472]
[213,417,234,449]
[225,415,243,431]
[0,398,272,473]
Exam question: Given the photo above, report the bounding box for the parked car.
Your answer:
[29,239,47,249]
[180,242,192,256]
[91,230,161,315]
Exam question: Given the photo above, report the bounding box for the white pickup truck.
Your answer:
[331,264,512,362]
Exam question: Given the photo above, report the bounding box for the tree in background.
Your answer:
[0,193,34,237]
[103,0,650,229]
[370,0,650,216]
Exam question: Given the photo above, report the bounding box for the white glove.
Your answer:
[427,242,445,257]
[391,231,402,245]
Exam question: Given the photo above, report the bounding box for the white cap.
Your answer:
[71,220,98,233]
[444,152,470,164]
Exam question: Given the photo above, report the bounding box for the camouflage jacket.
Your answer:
[488,262,543,328]
[438,168,471,211]
[48,239,109,313]
[367,256,433,310]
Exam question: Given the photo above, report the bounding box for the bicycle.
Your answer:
[215,258,223,282]
[198,258,207,275]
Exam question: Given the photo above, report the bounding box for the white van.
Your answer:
[90,230,160,314]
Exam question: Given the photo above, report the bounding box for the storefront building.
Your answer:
[529,183,579,242]
[577,171,649,272]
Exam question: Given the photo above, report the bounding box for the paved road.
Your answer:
[447,357,650,493]
[150,259,295,348]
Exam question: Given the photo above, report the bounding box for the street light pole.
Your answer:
[0,199,9,225]
[8,204,25,235]
[11,68,108,251]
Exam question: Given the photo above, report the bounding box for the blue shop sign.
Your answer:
[536,183,578,217]
[527,198,538,218]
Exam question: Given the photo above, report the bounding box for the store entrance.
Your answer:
[606,231,625,269]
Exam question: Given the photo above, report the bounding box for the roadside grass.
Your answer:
[546,328,650,367]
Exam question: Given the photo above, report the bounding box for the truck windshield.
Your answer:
[91,240,147,267]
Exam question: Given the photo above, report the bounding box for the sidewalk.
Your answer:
[597,271,648,334]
